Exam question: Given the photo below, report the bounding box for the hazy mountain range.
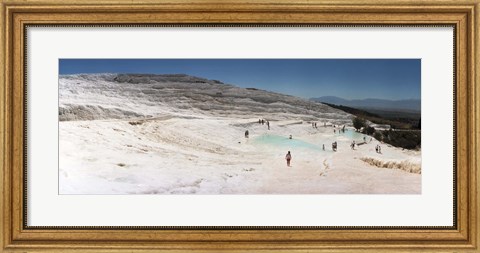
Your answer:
[310,96,421,112]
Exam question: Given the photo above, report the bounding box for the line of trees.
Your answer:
[352,117,421,150]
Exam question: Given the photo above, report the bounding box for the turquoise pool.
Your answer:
[253,131,369,151]
[343,129,367,140]
[253,134,322,151]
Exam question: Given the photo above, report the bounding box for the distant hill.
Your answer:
[322,102,421,130]
[310,96,421,112]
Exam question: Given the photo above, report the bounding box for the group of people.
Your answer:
[334,125,346,134]
[285,141,383,167]
[312,122,348,134]
[245,119,271,138]
[258,119,270,130]
[246,120,385,167]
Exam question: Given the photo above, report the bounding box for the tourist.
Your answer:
[245,130,249,138]
[285,151,292,167]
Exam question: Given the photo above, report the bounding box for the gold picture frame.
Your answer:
[1,0,479,252]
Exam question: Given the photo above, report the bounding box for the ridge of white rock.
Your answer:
[59,73,352,123]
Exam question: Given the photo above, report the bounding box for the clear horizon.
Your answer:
[59,59,421,100]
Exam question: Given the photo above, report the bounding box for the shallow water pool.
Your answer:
[253,134,322,151]
[343,129,367,140]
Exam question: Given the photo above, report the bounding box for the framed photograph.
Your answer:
[1,0,478,252]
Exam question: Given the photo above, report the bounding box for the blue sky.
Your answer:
[59,59,421,100]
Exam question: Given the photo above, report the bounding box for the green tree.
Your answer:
[352,117,366,132]
[373,131,383,141]
[365,126,375,135]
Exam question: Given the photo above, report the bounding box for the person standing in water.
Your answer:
[267,121,270,130]
[285,151,292,167]
[245,130,249,138]
[332,141,337,151]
